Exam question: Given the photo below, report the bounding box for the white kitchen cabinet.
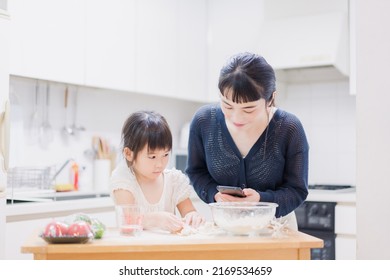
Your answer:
[336,236,356,260]
[177,0,208,102]
[207,0,265,102]
[6,216,115,259]
[335,204,356,235]
[9,0,207,102]
[6,201,116,260]
[135,0,178,98]
[335,204,356,259]
[8,0,85,85]
[135,0,208,102]
[85,0,137,92]
[6,217,48,259]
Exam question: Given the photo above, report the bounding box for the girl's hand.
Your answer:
[151,212,185,233]
[215,188,260,202]
[184,211,205,228]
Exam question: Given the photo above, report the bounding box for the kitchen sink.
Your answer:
[49,193,110,201]
[7,199,40,204]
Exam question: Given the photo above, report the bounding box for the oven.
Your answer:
[296,184,354,260]
[295,201,337,260]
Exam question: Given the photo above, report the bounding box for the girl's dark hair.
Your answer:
[218,52,276,104]
[121,111,172,163]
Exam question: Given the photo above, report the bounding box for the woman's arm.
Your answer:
[258,116,309,217]
[186,109,219,203]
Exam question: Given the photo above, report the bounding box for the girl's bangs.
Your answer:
[146,129,172,152]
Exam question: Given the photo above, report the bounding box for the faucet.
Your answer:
[50,158,74,183]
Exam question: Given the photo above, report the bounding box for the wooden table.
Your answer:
[21,228,323,260]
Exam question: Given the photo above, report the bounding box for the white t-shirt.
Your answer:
[110,159,193,214]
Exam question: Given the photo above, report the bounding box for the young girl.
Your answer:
[110,110,205,233]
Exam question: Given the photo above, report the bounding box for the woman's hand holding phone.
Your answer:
[215,186,261,202]
[216,185,246,197]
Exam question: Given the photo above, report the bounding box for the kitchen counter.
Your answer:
[6,192,114,222]
[307,189,356,204]
[5,188,356,219]
[21,227,323,260]
[7,189,340,260]
[5,188,356,222]
[5,191,117,259]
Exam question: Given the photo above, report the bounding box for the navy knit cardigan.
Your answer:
[186,104,309,217]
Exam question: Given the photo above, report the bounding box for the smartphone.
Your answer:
[216,185,246,197]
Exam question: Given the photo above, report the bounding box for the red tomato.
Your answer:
[43,221,69,237]
[67,221,92,237]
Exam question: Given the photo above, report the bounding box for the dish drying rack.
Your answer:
[7,166,56,193]
[7,159,74,195]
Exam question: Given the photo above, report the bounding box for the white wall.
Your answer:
[356,0,390,259]
[0,1,6,10]
[277,79,356,186]
[8,76,205,190]
[263,0,348,20]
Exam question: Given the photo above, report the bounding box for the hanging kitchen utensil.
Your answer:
[92,136,102,159]
[44,83,54,142]
[70,87,85,137]
[30,80,40,144]
[62,86,73,139]
[39,82,54,148]
[39,82,53,148]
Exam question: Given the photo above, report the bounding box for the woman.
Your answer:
[186,52,309,227]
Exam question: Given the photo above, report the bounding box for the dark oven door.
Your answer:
[295,201,336,260]
[300,229,335,260]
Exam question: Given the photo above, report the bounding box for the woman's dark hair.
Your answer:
[121,111,172,163]
[218,52,276,104]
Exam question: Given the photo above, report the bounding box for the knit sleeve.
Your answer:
[186,105,219,203]
[259,112,309,217]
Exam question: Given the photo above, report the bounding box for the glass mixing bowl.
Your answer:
[209,202,278,236]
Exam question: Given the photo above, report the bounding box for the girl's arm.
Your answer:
[112,189,135,204]
[177,198,196,216]
[142,212,184,233]
[114,189,184,233]
[177,198,205,228]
